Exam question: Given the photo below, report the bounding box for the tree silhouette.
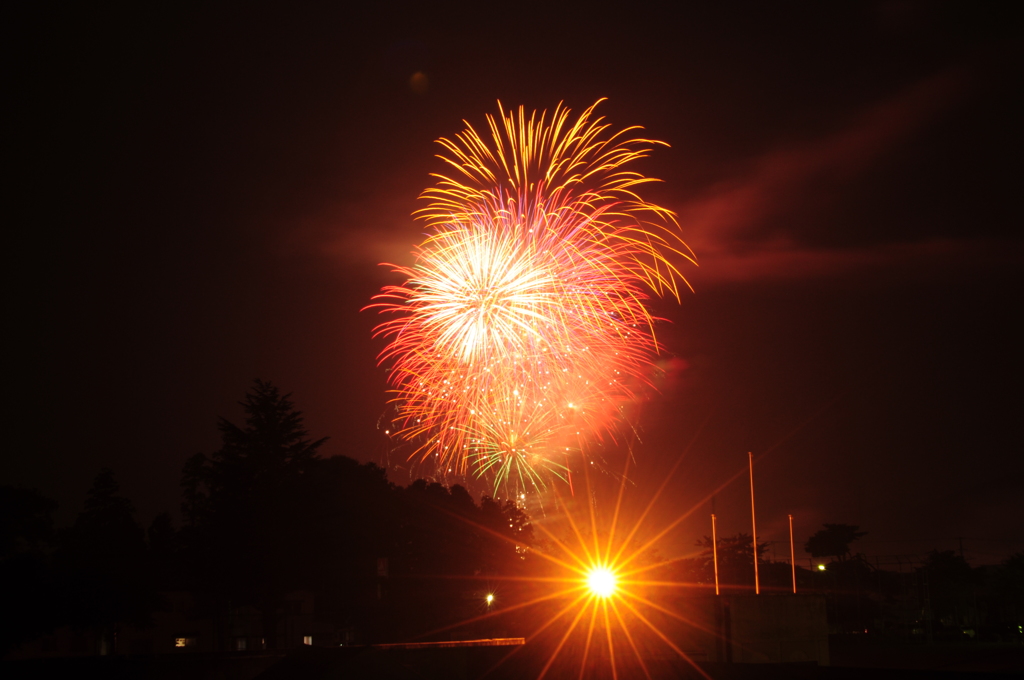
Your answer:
[181,380,327,649]
[147,512,183,591]
[0,486,59,655]
[55,469,156,652]
[381,481,534,639]
[988,552,1024,636]
[182,380,326,524]
[804,523,867,564]
[920,549,975,630]
[178,380,541,646]
[689,532,769,588]
[0,486,56,560]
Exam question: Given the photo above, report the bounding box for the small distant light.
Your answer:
[486,593,495,605]
[818,564,826,571]
[303,635,312,645]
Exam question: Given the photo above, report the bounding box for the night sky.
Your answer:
[9,3,1022,566]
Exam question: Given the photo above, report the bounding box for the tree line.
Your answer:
[3,380,1022,655]
[658,521,1023,640]
[1,381,533,655]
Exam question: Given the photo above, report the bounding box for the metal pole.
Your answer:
[749,452,760,595]
[789,514,797,594]
[712,513,720,596]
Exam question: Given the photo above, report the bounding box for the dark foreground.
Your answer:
[4,639,1022,679]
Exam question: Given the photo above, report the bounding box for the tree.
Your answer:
[689,532,769,588]
[987,552,1024,636]
[804,523,867,564]
[0,485,56,560]
[55,469,156,652]
[181,380,327,650]
[178,380,542,645]
[0,486,59,655]
[920,549,975,630]
[383,481,535,639]
[147,512,183,591]
[182,380,327,524]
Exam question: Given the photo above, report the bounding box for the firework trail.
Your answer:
[370,100,693,494]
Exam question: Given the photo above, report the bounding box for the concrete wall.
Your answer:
[716,594,829,665]
[656,594,828,665]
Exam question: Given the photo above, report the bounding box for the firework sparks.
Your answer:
[370,100,693,492]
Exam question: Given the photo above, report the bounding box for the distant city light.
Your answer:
[818,564,826,571]
[486,593,495,605]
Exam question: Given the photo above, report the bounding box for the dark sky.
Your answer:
[9,2,1022,566]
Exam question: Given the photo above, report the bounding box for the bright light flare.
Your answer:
[405,451,720,680]
[586,566,618,598]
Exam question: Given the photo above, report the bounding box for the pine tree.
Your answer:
[180,380,326,649]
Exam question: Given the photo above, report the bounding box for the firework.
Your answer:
[370,100,693,492]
